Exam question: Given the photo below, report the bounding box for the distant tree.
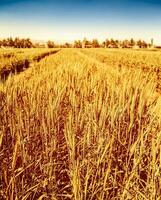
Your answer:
[78,40,82,48]
[63,42,72,48]
[129,38,135,47]
[137,40,142,48]
[47,40,55,48]
[0,37,33,48]
[115,39,119,44]
[102,41,106,48]
[14,37,21,48]
[2,39,7,47]
[137,39,148,48]
[115,39,120,47]
[141,40,148,48]
[105,39,110,48]
[92,39,100,48]
[82,37,91,48]
[109,38,119,48]
[20,39,25,47]
[24,38,33,48]
[122,39,130,48]
[74,40,82,48]
[82,37,88,46]
[74,40,77,48]
[110,38,115,46]
[7,37,14,47]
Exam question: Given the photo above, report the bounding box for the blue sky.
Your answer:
[0,0,161,44]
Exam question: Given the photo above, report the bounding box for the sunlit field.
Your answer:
[0,48,59,81]
[0,48,161,200]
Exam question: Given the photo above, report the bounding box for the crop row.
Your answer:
[80,48,161,92]
[0,49,60,81]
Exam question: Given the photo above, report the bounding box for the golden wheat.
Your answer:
[0,48,161,200]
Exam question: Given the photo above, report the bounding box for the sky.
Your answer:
[0,0,161,44]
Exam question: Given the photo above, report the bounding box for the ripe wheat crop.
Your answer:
[0,48,59,81]
[0,48,161,200]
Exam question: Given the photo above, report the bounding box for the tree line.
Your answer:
[0,37,33,48]
[47,38,153,48]
[0,38,56,48]
[0,37,154,49]
[74,38,153,48]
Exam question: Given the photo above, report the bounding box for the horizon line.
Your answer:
[0,36,160,45]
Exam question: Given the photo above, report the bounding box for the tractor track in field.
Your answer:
[0,49,61,82]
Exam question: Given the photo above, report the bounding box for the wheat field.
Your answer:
[0,48,161,200]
